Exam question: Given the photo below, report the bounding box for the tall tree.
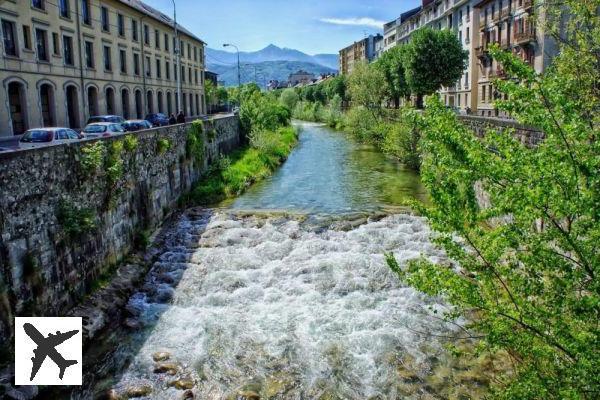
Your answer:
[403,28,467,107]
[347,61,387,111]
[388,1,600,397]
[375,45,410,108]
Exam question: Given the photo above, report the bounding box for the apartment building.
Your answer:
[338,34,383,75]
[474,0,556,116]
[0,0,206,137]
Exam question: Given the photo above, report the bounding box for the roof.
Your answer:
[400,6,423,23]
[117,0,206,44]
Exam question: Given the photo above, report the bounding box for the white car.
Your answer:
[82,122,126,138]
[19,128,83,149]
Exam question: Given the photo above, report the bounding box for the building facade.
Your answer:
[338,34,383,75]
[0,0,206,137]
[288,70,315,86]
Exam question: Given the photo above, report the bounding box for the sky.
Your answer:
[143,0,422,55]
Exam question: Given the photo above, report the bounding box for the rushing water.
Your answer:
[81,123,483,399]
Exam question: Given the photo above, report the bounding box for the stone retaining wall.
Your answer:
[458,115,544,147]
[0,115,241,349]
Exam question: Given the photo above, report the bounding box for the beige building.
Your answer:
[338,34,383,75]
[0,0,206,137]
[474,0,556,117]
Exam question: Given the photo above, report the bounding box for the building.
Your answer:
[474,0,556,117]
[0,0,206,137]
[288,70,315,86]
[338,34,383,75]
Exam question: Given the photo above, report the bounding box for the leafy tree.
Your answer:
[375,45,410,108]
[325,75,348,102]
[347,61,387,112]
[388,1,600,398]
[204,80,217,106]
[403,28,467,107]
[279,88,299,111]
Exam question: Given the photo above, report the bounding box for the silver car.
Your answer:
[19,128,83,149]
[82,122,126,138]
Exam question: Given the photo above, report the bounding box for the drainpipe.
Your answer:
[74,0,86,127]
[140,16,147,117]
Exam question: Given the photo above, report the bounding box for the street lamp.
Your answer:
[223,43,241,88]
[171,0,182,114]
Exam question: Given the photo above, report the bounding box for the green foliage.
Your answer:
[57,201,97,239]
[403,28,468,98]
[156,138,172,154]
[381,107,424,171]
[123,135,138,152]
[239,87,291,134]
[389,2,600,397]
[375,45,410,107]
[133,229,151,251]
[280,88,299,111]
[186,120,205,162]
[347,61,387,111]
[80,141,105,174]
[105,141,124,188]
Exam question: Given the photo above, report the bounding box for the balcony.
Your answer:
[475,45,490,59]
[500,8,511,20]
[514,29,536,45]
[489,67,506,78]
[523,0,534,10]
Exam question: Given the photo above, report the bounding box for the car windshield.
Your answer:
[21,130,53,143]
[84,125,108,133]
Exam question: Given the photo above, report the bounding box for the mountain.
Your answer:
[206,44,339,71]
[210,61,336,88]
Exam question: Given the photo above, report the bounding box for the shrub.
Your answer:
[157,138,171,154]
[186,120,205,163]
[57,201,97,239]
[80,141,105,174]
[123,135,138,152]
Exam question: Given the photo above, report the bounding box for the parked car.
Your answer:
[123,120,153,132]
[82,123,125,138]
[145,113,170,127]
[19,128,83,148]
[86,115,126,125]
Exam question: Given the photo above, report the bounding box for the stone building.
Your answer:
[0,0,206,137]
[288,70,315,86]
[338,34,383,75]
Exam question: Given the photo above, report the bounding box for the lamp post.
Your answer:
[223,43,241,88]
[171,0,182,114]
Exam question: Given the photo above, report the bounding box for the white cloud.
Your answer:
[319,17,385,29]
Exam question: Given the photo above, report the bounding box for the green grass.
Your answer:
[184,126,297,205]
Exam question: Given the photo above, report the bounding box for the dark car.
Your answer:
[145,113,170,127]
[86,115,126,125]
[123,120,153,132]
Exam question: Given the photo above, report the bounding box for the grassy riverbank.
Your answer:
[184,126,297,205]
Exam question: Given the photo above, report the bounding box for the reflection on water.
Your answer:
[229,122,427,213]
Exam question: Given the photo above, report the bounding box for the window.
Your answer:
[118,14,125,36]
[145,56,151,77]
[164,33,169,51]
[155,29,160,48]
[156,59,161,78]
[35,28,48,61]
[23,26,32,50]
[85,41,94,68]
[181,66,185,82]
[144,24,149,45]
[133,53,140,75]
[101,7,109,32]
[52,32,59,55]
[194,69,198,85]
[194,46,197,61]
[188,67,192,83]
[63,35,73,65]
[103,45,112,71]
[187,43,191,59]
[1,20,17,56]
[174,63,177,80]
[166,61,170,80]
[132,20,138,41]
[180,40,184,57]
[173,37,176,54]
[31,0,45,10]
[120,49,126,73]
[81,0,91,25]
[58,0,70,18]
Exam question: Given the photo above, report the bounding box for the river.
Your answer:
[79,122,485,399]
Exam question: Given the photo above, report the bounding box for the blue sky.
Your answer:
[143,0,421,55]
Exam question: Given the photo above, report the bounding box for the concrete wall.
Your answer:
[0,115,241,347]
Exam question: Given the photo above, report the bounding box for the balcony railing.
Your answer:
[500,8,511,20]
[514,29,536,45]
[475,45,490,58]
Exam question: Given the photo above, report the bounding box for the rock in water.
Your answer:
[168,378,195,390]
[151,351,171,362]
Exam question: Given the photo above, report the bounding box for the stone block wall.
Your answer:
[0,115,241,349]
[458,115,544,147]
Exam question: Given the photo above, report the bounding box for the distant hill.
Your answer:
[210,60,336,88]
[206,44,339,69]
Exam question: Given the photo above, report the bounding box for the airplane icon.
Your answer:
[23,323,79,381]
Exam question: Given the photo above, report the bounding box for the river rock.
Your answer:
[153,362,179,375]
[168,378,195,390]
[236,390,260,400]
[152,351,171,362]
[182,389,194,399]
[125,385,152,398]
[123,318,140,330]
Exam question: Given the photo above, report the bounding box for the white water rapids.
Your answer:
[111,210,459,399]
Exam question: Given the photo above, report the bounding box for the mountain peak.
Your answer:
[262,44,281,51]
